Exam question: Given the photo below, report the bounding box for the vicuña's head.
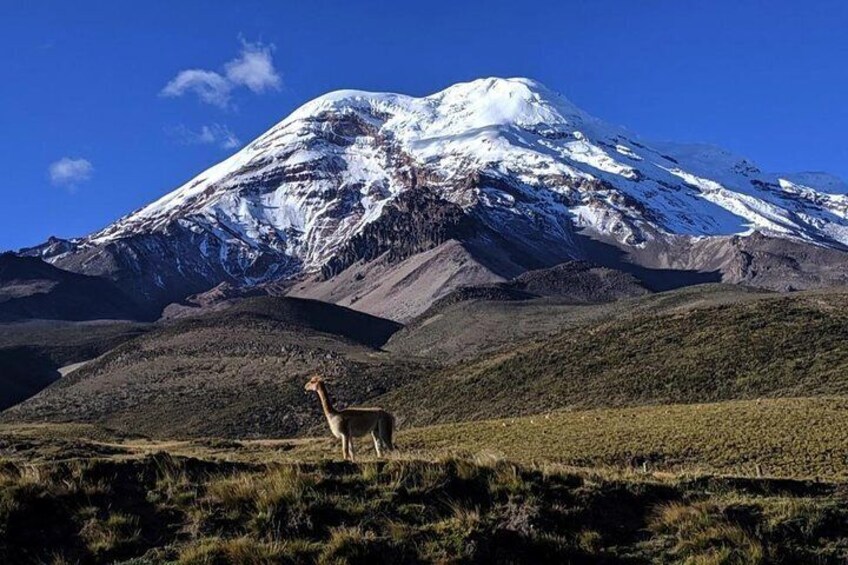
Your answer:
[304,374,324,392]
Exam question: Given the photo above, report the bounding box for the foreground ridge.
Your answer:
[0,439,845,563]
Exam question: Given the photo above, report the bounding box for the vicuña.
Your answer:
[305,375,395,461]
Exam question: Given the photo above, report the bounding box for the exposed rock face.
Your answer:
[17,77,848,320]
[320,188,478,278]
[724,233,848,291]
[577,231,848,294]
[22,222,296,313]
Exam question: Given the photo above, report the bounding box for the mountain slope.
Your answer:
[386,283,765,363]
[20,78,848,319]
[7,286,848,439]
[0,253,148,322]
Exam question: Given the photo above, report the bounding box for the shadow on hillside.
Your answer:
[0,346,61,410]
[571,233,722,291]
[461,226,722,293]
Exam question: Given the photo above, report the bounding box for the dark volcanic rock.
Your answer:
[320,188,479,279]
[33,226,298,317]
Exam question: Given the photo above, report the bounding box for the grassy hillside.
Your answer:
[1,298,425,438]
[6,287,848,442]
[0,320,149,410]
[0,320,150,366]
[3,393,848,563]
[4,396,848,480]
[213,296,403,349]
[382,291,848,426]
[399,397,848,480]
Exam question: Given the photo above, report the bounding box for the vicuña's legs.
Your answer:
[341,435,350,461]
[347,437,356,462]
[379,414,394,451]
[371,431,383,457]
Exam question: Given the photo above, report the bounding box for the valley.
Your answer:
[6,284,848,439]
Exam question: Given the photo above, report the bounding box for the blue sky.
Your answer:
[2,1,847,250]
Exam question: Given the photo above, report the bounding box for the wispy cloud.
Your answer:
[160,40,281,108]
[48,157,93,190]
[161,70,233,108]
[166,123,241,150]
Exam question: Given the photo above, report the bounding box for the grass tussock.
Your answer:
[1,453,848,563]
[176,536,312,564]
[650,502,764,564]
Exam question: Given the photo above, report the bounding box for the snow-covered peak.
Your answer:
[426,77,585,130]
[52,77,848,288]
[279,77,586,138]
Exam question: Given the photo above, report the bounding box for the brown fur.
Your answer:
[305,375,395,461]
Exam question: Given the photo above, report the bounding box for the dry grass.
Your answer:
[398,397,848,480]
[176,537,300,564]
[1,449,847,563]
[650,502,765,564]
[3,396,848,481]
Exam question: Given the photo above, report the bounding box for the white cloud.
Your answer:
[160,40,281,108]
[48,157,93,188]
[160,69,233,108]
[224,41,281,93]
[166,123,241,150]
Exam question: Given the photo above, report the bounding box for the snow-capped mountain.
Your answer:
[22,78,848,319]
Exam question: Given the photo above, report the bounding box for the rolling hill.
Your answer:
[0,253,147,322]
[380,289,848,427]
[6,285,848,440]
[1,297,421,437]
[0,319,149,409]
